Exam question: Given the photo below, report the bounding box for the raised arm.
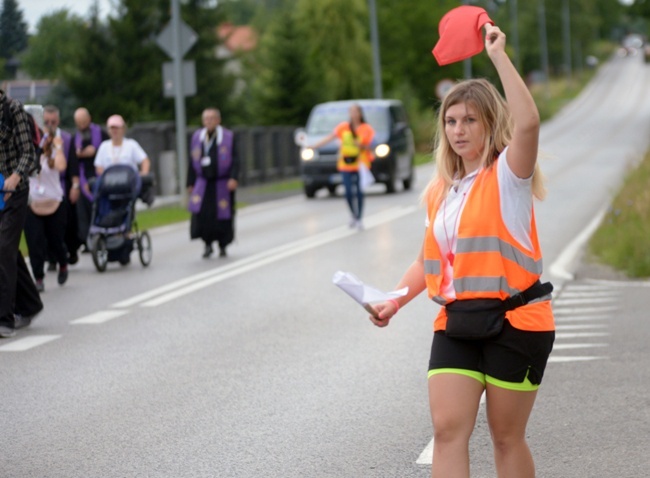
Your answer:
[309,131,337,150]
[485,24,540,179]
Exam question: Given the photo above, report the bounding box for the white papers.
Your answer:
[332,271,408,315]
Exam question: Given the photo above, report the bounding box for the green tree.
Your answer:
[248,10,323,125]
[0,0,28,60]
[295,0,373,100]
[21,9,86,79]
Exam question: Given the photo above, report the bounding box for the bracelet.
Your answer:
[387,299,400,314]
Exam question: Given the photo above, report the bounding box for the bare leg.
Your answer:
[485,384,538,478]
[429,373,484,478]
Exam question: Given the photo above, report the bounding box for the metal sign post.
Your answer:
[156,0,198,206]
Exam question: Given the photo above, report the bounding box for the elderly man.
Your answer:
[73,107,108,250]
[187,108,239,259]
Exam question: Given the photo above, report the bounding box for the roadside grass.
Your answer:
[588,150,650,277]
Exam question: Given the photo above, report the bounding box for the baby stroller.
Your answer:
[88,164,154,272]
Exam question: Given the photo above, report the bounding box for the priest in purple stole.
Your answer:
[73,107,109,250]
[187,108,240,258]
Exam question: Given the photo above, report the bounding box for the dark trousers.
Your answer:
[48,196,81,264]
[341,171,364,220]
[24,203,68,281]
[76,193,93,248]
[15,253,43,318]
[0,189,29,327]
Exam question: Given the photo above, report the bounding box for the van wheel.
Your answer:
[327,185,337,196]
[403,170,414,190]
[385,175,397,194]
[304,185,317,199]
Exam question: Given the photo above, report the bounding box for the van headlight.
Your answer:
[301,148,316,161]
[375,144,390,158]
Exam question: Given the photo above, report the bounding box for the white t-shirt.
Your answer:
[426,147,534,300]
[94,138,148,171]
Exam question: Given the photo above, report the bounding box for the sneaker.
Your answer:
[58,266,68,285]
[202,244,213,259]
[35,279,44,293]
[349,218,357,228]
[0,325,16,338]
[355,219,364,231]
[219,247,227,258]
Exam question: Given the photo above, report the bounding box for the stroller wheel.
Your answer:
[92,236,109,272]
[138,231,152,267]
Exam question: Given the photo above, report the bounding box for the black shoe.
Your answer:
[58,266,68,285]
[68,251,79,265]
[0,325,16,338]
[35,279,44,293]
[202,244,213,259]
[219,247,227,258]
[47,262,57,272]
[14,314,32,330]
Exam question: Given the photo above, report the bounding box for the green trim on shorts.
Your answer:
[486,372,539,392]
[428,368,486,386]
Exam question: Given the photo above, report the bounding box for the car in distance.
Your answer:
[296,99,415,198]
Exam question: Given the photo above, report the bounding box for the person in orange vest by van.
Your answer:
[310,104,374,230]
[367,24,555,478]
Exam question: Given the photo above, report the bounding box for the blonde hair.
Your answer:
[422,78,546,208]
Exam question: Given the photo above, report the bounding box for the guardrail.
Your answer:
[129,121,301,195]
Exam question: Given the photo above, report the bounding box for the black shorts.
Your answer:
[428,320,555,387]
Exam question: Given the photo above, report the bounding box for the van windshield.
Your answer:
[306,105,389,135]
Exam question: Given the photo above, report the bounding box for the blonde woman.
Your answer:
[367,25,554,478]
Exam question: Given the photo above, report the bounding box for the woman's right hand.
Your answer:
[368,301,398,328]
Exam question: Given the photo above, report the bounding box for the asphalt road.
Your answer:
[2,53,650,478]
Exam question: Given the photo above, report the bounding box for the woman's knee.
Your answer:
[431,412,475,445]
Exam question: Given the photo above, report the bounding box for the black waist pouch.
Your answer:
[445,299,506,340]
[444,281,553,340]
[343,156,358,164]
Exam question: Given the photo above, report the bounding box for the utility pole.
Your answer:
[509,0,521,73]
[368,0,383,99]
[537,0,550,100]
[562,0,572,85]
[171,0,188,205]
[463,0,472,79]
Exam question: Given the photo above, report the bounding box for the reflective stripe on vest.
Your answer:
[423,159,543,304]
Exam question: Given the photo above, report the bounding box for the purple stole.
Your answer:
[74,123,103,200]
[58,130,72,193]
[188,127,234,220]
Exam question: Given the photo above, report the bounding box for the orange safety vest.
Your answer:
[334,122,374,172]
[424,160,554,332]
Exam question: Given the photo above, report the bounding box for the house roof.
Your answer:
[217,23,257,53]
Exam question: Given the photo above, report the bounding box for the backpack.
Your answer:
[1,96,43,175]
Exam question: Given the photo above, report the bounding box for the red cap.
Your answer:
[432,6,493,66]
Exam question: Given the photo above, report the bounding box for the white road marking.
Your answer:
[553,343,608,350]
[552,306,618,315]
[585,279,650,287]
[553,297,617,306]
[557,291,619,299]
[555,332,610,339]
[0,335,61,352]
[70,310,129,325]
[549,206,608,280]
[555,324,607,330]
[554,315,610,322]
[548,356,607,363]
[135,206,418,308]
[562,285,612,292]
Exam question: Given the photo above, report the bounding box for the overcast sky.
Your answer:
[19,0,114,32]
